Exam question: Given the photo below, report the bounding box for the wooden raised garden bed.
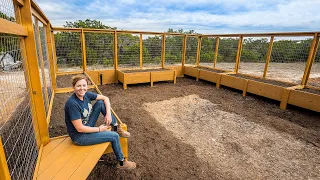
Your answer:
[117,68,176,89]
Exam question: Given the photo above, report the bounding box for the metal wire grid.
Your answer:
[39,23,53,102]
[0,0,16,22]
[117,34,140,68]
[199,37,216,67]
[164,35,183,66]
[185,37,198,65]
[54,31,82,72]
[0,34,39,180]
[85,32,114,70]
[216,37,239,71]
[33,17,48,115]
[238,37,270,77]
[268,36,313,84]
[142,35,162,68]
[308,38,320,88]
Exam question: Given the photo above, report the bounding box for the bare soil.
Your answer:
[49,77,320,180]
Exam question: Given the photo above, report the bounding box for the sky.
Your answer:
[35,0,320,34]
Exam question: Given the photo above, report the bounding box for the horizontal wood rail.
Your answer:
[0,18,28,36]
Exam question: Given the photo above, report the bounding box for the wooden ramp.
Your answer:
[34,136,110,180]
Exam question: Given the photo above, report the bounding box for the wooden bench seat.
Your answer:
[34,136,110,180]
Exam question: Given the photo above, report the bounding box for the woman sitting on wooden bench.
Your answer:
[64,74,136,170]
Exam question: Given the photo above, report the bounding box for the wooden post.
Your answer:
[51,31,58,76]
[35,18,50,115]
[114,32,118,82]
[263,36,274,78]
[243,79,249,96]
[161,34,166,68]
[81,29,87,72]
[214,37,220,68]
[0,137,10,180]
[46,23,57,90]
[181,35,187,74]
[196,36,201,67]
[140,34,143,68]
[280,88,291,110]
[234,36,243,73]
[20,0,50,145]
[301,33,319,85]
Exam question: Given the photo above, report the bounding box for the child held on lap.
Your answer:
[64,74,136,169]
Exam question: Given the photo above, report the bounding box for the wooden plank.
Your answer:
[198,69,219,83]
[114,32,118,82]
[184,66,198,78]
[150,73,154,87]
[140,34,143,68]
[0,18,28,36]
[69,143,111,180]
[202,32,316,37]
[288,90,320,112]
[46,23,57,90]
[85,71,99,84]
[125,72,151,84]
[220,74,246,90]
[151,70,174,82]
[165,66,183,77]
[46,91,55,124]
[117,70,124,83]
[31,7,47,26]
[81,29,87,71]
[14,0,24,6]
[0,137,10,180]
[33,144,43,180]
[246,80,284,101]
[214,37,220,68]
[242,80,249,96]
[302,34,319,85]
[196,37,201,66]
[31,0,49,23]
[50,145,96,180]
[173,70,177,84]
[263,36,274,78]
[56,71,84,75]
[280,88,291,110]
[161,34,166,68]
[54,88,75,94]
[234,36,243,73]
[181,35,187,73]
[38,137,73,173]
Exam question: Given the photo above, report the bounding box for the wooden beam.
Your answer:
[51,31,58,76]
[263,36,274,78]
[46,91,55,124]
[0,137,10,180]
[31,7,47,26]
[161,34,166,68]
[114,32,118,82]
[21,0,50,145]
[46,23,57,90]
[302,33,319,85]
[81,29,87,71]
[35,18,50,114]
[0,18,28,36]
[31,0,49,23]
[196,37,201,67]
[214,37,220,68]
[181,35,187,73]
[202,32,316,37]
[234,36,243,73]
[56,71,84,76]
[140,34,143,68]
[14,0,24,6]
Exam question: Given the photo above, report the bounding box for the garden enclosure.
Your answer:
[0,0,320,179]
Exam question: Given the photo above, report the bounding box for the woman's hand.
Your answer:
[99,124,108,132]
[105,115,112,125]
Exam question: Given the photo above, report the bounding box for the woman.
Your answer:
[64,74,136,169]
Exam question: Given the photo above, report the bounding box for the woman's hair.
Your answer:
[72,74,89,87]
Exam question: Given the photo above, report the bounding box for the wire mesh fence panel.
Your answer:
[0,0,16,22]
[199,37,216,67]
[39,23,53,104]
[238,37,270,77]
[165,35,183,66]
[33,17,48,115]
[0,34,39,180]
[216,37,239,71]
[308,38,320,88]
[85,32,114,70]
[117,33,140,69]
[54,31,82,72]
[268,36,313,84]
[185,37,198,66]
[142,34,162,68]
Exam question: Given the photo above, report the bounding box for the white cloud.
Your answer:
[35,0,320,33]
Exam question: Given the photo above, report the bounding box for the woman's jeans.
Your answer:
[71,100,124,161]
